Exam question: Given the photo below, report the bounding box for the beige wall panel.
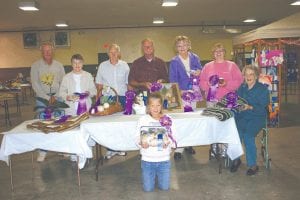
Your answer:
[0,27,235,68]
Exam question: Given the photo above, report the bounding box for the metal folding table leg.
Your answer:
[9,158,14,191]
[95,144,104,181]
[77,156,81,186]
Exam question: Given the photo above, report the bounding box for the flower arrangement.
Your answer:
[41,73,55,96]
[34,97,69,119]
[35,73,69,119]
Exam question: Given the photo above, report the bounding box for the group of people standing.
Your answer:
[30,36,269,192]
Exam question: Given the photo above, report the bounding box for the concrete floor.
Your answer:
[0,95,299,200]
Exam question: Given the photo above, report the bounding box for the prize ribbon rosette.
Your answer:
[123,90,136,115]
[207,75,219,102]
[150,82,162,93]
[181,91,195,112]
[225,91,238,109]
[74,92,89,115]
[159,115,177,148]
[190,74,203,101]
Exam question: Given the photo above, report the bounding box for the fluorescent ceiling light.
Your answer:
[243,19,256,23]
[290,1,300,5]
[153,17,164,24]
[18,1,39,11]
[56,21,68,27]
[162,0,178,7]
[224,28,242,34]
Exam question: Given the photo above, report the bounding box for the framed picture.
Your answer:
[54,31,70,47]
[157,83,183,112]
[23,32,39,48]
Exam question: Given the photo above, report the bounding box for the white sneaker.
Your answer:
[104,151,117,159]
[37,151,47,162]
[117,151,126,156]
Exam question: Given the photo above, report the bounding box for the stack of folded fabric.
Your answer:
[201,107,233,121]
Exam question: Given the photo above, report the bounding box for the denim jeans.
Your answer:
[141,160,171,192]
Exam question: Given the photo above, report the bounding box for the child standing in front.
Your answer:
[136,92,176,192]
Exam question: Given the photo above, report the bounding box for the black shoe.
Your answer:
[246,166,259,176]
[184,147,196,154]
[174,152,182,160]
[230,158,241,173]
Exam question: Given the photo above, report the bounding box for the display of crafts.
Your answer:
[27,112,89,133]
[150,82,182,111]
[89,86,123,116]
[0,80,21,91]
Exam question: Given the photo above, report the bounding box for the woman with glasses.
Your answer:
[169,35,202,160]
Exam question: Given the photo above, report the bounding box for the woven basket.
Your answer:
[90,86,123,116]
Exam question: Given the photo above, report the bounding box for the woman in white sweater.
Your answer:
[59,54,97,115]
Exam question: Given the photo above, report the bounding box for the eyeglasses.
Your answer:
[214,50,225,53]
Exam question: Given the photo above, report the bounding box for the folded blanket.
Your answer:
[202,107,233,121]
[216,95,248,113]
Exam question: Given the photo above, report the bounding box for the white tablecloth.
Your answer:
[0,120,93,169]
[81,111,244,160]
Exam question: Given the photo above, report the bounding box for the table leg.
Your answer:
[95,144,104,181]
[4,100,12,126]
[15,93,20,113]
[9,158,14,191]
[77,156,81,187]
[31,152,35,182]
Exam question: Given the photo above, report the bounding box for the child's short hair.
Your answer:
[71,54,84,63]
[147,92,163,106]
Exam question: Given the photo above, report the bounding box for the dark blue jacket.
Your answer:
[236,81,269,119]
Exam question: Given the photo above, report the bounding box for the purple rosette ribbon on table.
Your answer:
[181,91,195,112]
[225,91,238,109]
[159,115,177,148]
[207,75,219,102]
[150,82,162,93]
[123,90,136,115]
[190,74,203,101]
[74,92,89,115]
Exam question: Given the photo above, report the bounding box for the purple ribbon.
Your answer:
[190,74,203,101]
[181,91,195,112]
[75,92,89,115]
[207,75,219,102]
[43,108,52,120]
[123,90,136,115]
[150,82,162,93]
[159,115,177,148]
[225,92,238,109]
[54,115,72,124]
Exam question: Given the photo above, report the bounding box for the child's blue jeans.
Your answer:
[141,160,171,192]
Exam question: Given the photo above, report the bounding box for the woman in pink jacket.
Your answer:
[200,43,243,105]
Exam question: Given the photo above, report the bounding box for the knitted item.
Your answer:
[202,107,233,121]
[216,95,248,114]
